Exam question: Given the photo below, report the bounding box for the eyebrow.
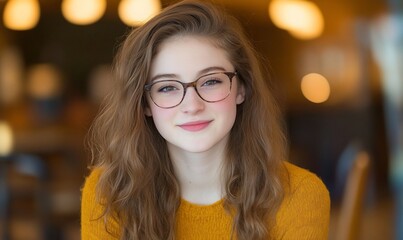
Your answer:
[150,66,228,82]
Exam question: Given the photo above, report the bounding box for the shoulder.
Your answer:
[283,161,329,197]
[81,168,103,211]
[82,168,103,197]
[273,162,330,239]
[81,168,120,239]
[281,161,330,210]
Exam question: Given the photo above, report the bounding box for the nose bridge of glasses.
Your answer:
[181,80,207,105]
[182,80,199,90]
[182,80,201,97]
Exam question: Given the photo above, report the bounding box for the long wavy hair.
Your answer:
[88,0,288,239]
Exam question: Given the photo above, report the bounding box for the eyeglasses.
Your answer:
[144,71,237,109]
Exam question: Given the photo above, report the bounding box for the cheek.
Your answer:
[212,96,238,118]
[149,107,175,133]
[215,100,236,111]
[150,107,172,121]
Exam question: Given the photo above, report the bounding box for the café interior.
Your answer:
[0,0,402,239]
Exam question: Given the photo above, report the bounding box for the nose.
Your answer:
[179,87,205,114]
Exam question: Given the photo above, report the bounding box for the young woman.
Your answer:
[81,1,330,239]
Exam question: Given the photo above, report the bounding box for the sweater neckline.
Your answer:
[178,198,226,219]
[180,198,224,208]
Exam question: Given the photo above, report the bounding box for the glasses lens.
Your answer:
[147,72,233,108]
[149,81,184,108]
[196,73,231,102]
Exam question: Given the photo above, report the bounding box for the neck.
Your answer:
[168,142,227,205]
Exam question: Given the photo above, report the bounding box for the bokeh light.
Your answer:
[3,0,40,30]
[118,0,161,26]
[0,121,13,156]
[61,0,107,25]
[26,64,63,99]
[269,0,324,40]
[301,73,331,103]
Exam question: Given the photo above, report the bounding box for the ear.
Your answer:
[144,106,152,117]
[236,85,245,104]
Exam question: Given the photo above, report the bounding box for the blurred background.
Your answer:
[0,0,402,239]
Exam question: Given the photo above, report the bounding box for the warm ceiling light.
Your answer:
[118,0,161,26]
[269,0,324,40]
[301,73,330,103]
[0,121,13,156]
[3,0,40,31]
[61,0,107,25]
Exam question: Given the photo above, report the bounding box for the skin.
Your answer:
[145,35,245,205]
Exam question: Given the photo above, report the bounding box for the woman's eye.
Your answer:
[202,79,222,86]
[157,85,179,93]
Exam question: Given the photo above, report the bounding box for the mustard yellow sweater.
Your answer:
[81,162,330,239]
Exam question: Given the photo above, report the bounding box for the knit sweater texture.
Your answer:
[81,162,330,239]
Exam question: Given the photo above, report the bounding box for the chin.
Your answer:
[170,142,217,154]
[182,145,215,153]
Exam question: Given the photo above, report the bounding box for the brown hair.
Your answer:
[88,0,288,239]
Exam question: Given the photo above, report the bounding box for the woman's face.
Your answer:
[145,35,245,155]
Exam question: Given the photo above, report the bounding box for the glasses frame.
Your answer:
[144,71,237,109]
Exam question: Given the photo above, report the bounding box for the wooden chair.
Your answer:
[336,151,370,240]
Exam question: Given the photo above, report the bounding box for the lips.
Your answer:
[178,120,213,132]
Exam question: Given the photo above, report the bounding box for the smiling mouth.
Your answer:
[178,120,213,132]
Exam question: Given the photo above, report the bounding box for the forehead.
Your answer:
[150,35,233,79]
